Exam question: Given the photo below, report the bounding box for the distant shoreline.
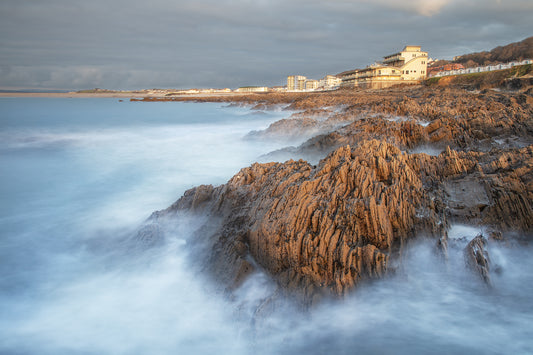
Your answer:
[0,92,243,99]
[0,92,144,98]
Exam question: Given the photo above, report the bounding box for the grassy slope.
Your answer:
[425,64,532,89]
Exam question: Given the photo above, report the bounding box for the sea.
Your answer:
[1,98,532,354]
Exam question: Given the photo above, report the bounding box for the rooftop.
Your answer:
[384,45,423,59]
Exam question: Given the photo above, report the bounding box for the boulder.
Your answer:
[464,235,492,287]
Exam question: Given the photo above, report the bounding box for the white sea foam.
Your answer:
[448,224,486,240]
[409,145,444,156]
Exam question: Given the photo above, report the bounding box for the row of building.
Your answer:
[175,46,531,94]
[164,46,429,94]
[427,63,465,77]
[168,87,282,94]
[287,45,429,91]
[286,75,342,91]
[430,59,533,78]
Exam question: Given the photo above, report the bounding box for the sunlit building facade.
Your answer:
[287,75,307,91]
[341,46,428,89]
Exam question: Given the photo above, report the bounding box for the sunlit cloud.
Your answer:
[365,0,452,16]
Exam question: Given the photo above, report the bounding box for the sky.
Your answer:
[0,0,531,91]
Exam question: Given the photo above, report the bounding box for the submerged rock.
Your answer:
[464,235,492,287]
[134,223,165,248]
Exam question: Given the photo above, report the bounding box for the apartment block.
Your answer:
[319,75,342,89]
[341,46,428,89]
[305,79,319,90]
[287,75,307,91]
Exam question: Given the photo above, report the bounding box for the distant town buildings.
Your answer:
[319,75,342,89]
[235,86,269,93]
[166,43,532,95]
[430,59,533,78]
[305,79,319,90]
[340,45,428,89]
[168,88,232,95]
[271,86,286,92]
[427,63,465,77]
[287,75,307,91]
[287,74,341,92]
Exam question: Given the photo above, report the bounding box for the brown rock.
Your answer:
[157,141,448,305]
[464,235,492,287]
[144,85,533,307]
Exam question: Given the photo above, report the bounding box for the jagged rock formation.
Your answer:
[464,235,492,286]
[290,88,533,158]
[246,107,358,144]
[153,139,532,306]
[439,145,533,231]
[156,141,446,304]
[246,116,325,142]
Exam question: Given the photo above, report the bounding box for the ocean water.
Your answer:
[1,98,532,354]
[0,98,288,354]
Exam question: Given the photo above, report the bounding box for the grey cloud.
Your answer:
[0,0,531,90]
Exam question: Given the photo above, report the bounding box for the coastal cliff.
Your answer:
[146,84,533,307]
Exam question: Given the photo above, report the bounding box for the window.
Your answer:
[422,71,425,74]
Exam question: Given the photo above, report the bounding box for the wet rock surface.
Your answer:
[464,235,492,286]
[147,84,533,306]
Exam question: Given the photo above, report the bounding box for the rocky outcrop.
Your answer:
[464,235,492,286]
[151,140,533,306]
[245,107,357,144]
[211,87,533,162]
[143,85,532,307]
[294,89,532,157]
[245,116,324,142]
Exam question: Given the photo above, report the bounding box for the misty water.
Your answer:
[1,98,532,354]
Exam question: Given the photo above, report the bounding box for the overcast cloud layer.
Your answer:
[0,0,531,90]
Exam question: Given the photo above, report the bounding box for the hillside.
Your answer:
[453,36,533,67]
[426,63,533,90]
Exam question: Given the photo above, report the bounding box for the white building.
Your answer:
[341,45,428,89]
[235,86,269,93]
[287,75,307,91]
